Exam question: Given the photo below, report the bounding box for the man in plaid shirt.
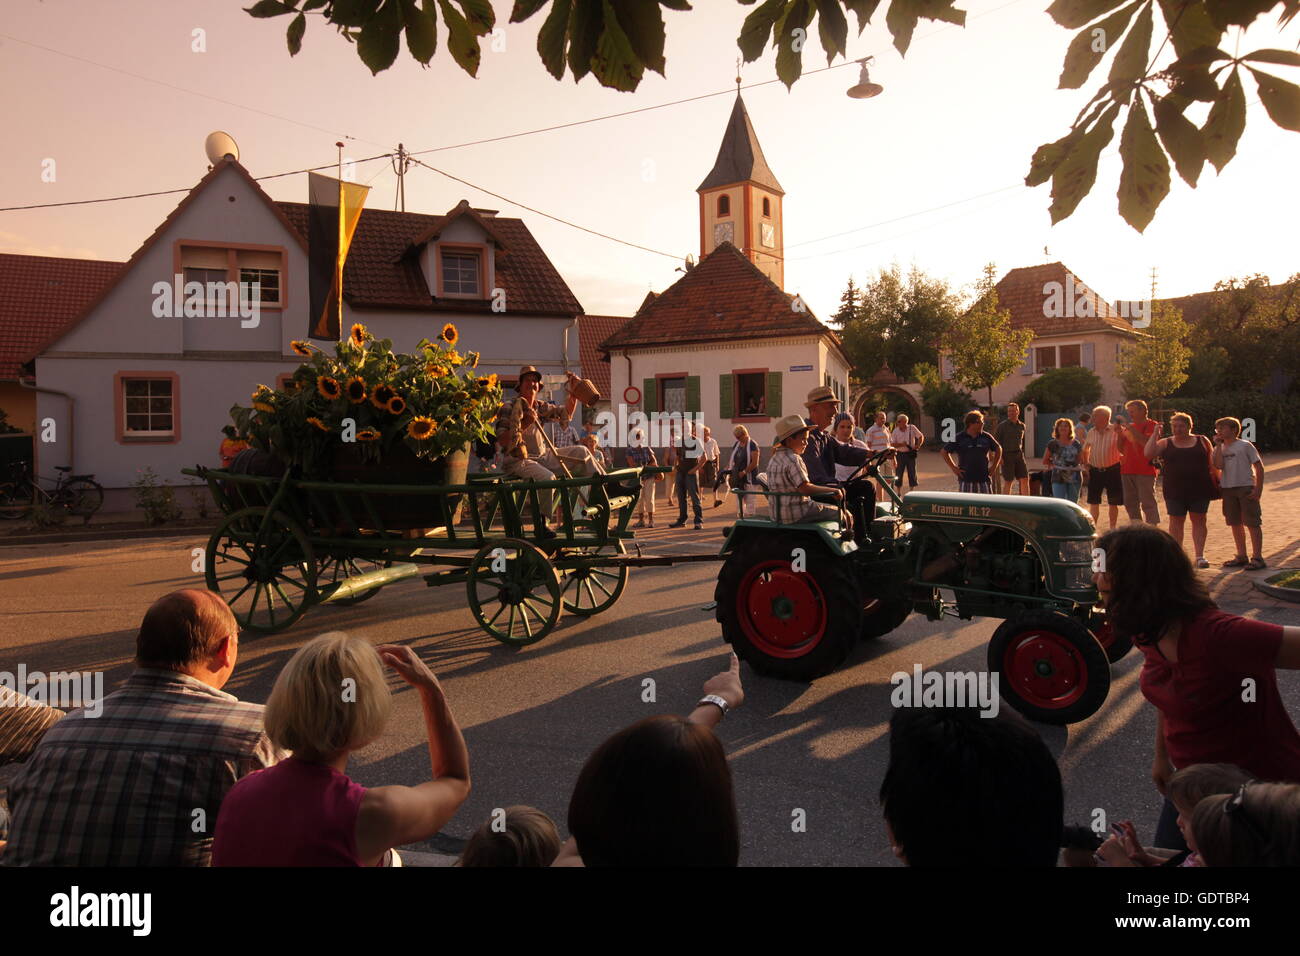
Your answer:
[1,590,283,866]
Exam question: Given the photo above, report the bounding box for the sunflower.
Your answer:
[253,402,275,414]
[445,350,462,365]
[466,351,480,369]
[486,373,499,388]
[371,383,396,409]
[454,390,470,402]
[350,323,368,347]
[440,322,458,346]
[291,340,314,356]
[346,376,367,403]
[386,395,407,416]
[251,384,274,402]
[407,417,437,440]
[317,376,342,400]
[356,427,382,442]
[307,416,330,432]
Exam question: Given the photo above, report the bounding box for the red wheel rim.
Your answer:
[1002,628,1088,710]
[737,560,827,659]
[1092,619,1115,650]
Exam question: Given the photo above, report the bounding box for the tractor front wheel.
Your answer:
[988,610,1110,725]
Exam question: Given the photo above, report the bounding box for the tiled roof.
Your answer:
[275,201,583,316]
[0,254,124,379]
[989,262,1138,336]
[1159,281,1297,328]
[697,93,784,195]
[600,242,838,352]
[578,314,630,401]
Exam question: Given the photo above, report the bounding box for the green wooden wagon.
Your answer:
[182,465,691,646]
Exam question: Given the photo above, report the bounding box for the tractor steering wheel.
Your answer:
[842,448,894,487]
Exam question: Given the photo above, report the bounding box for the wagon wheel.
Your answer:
[560,540,628,617]
[317,553,392,606]
[204,507,316,634]
[467,538,562,647]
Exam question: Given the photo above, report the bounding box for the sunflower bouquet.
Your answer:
[229,322,501,478]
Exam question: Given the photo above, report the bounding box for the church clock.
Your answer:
[713,220,734,247]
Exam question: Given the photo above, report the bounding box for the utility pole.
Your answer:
[1149,266,1158,300]
[391,143,412,212]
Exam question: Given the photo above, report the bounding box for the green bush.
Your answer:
[132,467,182,526]
[1013,366,1102,412]
[913,363,976,440]
[1151,392,1300,451]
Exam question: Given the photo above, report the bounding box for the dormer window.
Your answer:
[762,197,771,217]
[438,245,483,297]
[717,194,730,217]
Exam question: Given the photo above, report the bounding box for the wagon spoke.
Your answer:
[227,578,255,607]
[264,586,278,629]
[486,601,508,628]
[590,574,615,599]
[270,578,297,612]
[245,582,262,624]
[520,604,534,639]
[506,605,516,640]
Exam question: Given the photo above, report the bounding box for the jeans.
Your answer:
[675,471,702,523]
[1052,479,1081,502]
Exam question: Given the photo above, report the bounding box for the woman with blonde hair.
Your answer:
[212,633,470,866]
[1042,417,1083,502]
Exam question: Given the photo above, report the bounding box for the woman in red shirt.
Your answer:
[1093,525,1300,849]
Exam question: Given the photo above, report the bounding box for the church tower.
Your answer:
[697,92,785,289]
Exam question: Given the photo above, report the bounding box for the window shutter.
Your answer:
[643,378,657,413]
[766,371,782,417]
[1082,342,1095,369]
[719,374,734,419]
[1019,347,1034,375]
[686,376,700,414]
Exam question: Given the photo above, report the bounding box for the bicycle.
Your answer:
[0,461,104,523]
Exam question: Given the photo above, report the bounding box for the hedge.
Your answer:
[1150,392,1300,452]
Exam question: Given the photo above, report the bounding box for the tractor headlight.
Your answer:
[1064,566,1094,590]
[1059,540,1093,564]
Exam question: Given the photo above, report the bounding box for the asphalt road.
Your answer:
[3,528,1298,866]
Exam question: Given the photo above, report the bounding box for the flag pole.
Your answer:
[336,141,345,344]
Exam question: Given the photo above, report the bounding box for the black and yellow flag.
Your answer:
[308,171,369,341]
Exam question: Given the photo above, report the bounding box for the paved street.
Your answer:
[2,450,1297,866]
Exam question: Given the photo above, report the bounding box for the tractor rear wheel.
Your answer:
[1089,615,1132,663]
[988,610,1110,725]
[716,535,860,681]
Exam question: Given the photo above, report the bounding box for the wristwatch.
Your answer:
[698,694,730,716]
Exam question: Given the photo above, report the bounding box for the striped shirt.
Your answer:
[2,669,283,867]
[0,688,64,765]
[1083,424,1124,468]
[865,424,892,452]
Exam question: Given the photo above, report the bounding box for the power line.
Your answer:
[407,156,684,260]
[0,154,394,212]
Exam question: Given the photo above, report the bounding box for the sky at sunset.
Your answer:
[1,0,1297,324]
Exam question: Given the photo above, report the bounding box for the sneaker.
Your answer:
[694,521,704,530]
[669,520,685,528]
[1195,556,1209,569]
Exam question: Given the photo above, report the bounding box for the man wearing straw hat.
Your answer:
[495,367,605,515]
[801,385,876,487]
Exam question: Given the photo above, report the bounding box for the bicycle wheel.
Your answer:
[58,478,104,518]
[0,482,32,520]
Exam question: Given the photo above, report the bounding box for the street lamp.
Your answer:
[846,57,883,99]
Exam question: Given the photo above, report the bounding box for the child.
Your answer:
[457,805,561,867]
[766,415,846,527]
[1212,417,1266,569]
[1094,763,1252,867]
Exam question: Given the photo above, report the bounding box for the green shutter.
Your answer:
[719,374,734,419]
[643,378,657,413]
[686,376,701,414]
[766,371,782,417]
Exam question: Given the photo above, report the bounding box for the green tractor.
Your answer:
[714,451,1127,725]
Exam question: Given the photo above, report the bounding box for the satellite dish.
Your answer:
[684,254,696,271]
[846,58,883,99]
[204,131,240,165]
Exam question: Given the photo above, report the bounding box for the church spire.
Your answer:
[697,93,784,195]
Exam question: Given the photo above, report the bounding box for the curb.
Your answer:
[0,524,217,548]
[1254,576,1300,605]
